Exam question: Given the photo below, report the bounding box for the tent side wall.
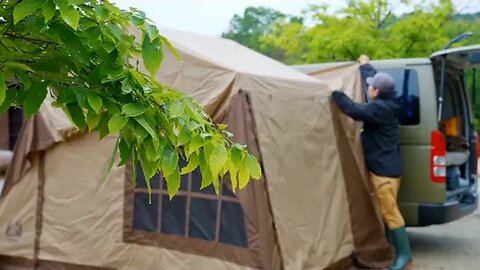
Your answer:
[313,64,395,268]
[243,81,356,269]
[0,154,38,259]
[30,132,259,270]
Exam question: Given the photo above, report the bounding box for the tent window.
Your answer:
[131,162,248,248]
[378,68,420,126]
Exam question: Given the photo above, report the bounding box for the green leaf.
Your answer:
[209,144,228,177]
[161,145,178,176]
[86,111,101,130]
[131,154,138,188]
[3,62,35,73]
[142,34,164,75]
[177,126,190,146]
[118,137,131,166]
[87,91,103,113]
[68,0,88,5]
[146,23,159,41]
[108,114,128,133]
[135,117,157,140]
[161,36,182,62]
[122,103,146,117]
[165,168,181,200]
[121,125,135,146]
[99,116,110,140]
[145,138,159,162]
[42,0,56,23]
[94,5,110,22]
[246,154,262,179]
[135,123,148,144]
[181,152,199,175]
[104,101,121,116]
[57,1,80,29]
[169,100,184,118]
[13,0,44,24]
[130,70,146,86]
[199,150,213,189]
[231,145,244,168]
[73,87,90,111]
[238,157,250,189]
[102,136,120,181]
[50,23,89,65]
[227,159,238,192]
[66,102,87,131]
[188,134,205,156]
[24,83,48,118]
[121,78,134,94]
[0,72,5,106]
[0,89,15,113]
[14,71,32,90]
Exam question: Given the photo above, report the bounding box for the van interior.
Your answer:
[435,62,477,201]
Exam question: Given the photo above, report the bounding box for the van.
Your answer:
[293,45,480,226]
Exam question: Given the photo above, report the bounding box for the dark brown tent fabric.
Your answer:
[223,90,284,269]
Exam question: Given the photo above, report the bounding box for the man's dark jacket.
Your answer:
[332,64,403,178]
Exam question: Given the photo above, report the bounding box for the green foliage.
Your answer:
[225,1,480,64]
[0,0,261,199]
[222,6,302,62]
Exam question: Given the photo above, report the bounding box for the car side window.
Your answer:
[379,68,420,126]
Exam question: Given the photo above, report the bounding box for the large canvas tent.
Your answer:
[0,28,393,270]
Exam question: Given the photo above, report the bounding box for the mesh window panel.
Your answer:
[161,195,187,236]
[188,198,217,241]
[190,169,215,194]
[135,163,161,189]
[133,193,159,232]
[221,183,236,198]
[219,201,248,247]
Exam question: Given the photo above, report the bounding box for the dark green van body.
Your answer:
[293,46,480,226]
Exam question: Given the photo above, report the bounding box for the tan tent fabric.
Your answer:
[0,150,13,174]
[309,64,395,267]
[0,27,393,270]
[1,100,77,197]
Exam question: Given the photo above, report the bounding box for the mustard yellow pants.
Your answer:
[370,173,406,230]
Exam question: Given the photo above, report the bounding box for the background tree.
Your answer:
[0,0,261,199]
[224,0,480,64]
[221,6,302,62]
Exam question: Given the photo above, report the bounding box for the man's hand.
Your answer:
[358,54,370,65]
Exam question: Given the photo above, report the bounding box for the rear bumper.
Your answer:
[418,192,478,226]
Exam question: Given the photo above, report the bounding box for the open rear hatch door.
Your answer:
[431,45,480,199]
[431,45,480,69]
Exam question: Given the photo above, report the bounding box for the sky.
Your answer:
[113,0,480,36]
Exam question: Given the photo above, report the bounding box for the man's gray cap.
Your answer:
[366,72,396,94]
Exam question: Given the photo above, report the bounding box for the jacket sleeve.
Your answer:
[360,63,377,94]
[332,91,381,124]
[360,63,377,82]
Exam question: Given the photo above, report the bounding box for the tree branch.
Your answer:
[3,33,59,46]
[376,1,401,30]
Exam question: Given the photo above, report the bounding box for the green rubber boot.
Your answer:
[386,227,395,245]
[390,227,413,270]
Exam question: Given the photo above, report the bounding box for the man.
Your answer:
[331,55,413,270]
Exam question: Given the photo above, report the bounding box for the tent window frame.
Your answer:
[123,162,259,269]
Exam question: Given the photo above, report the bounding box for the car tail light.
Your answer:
[431,131,446,183]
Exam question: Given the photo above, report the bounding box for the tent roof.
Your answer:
[159,27,319,83]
